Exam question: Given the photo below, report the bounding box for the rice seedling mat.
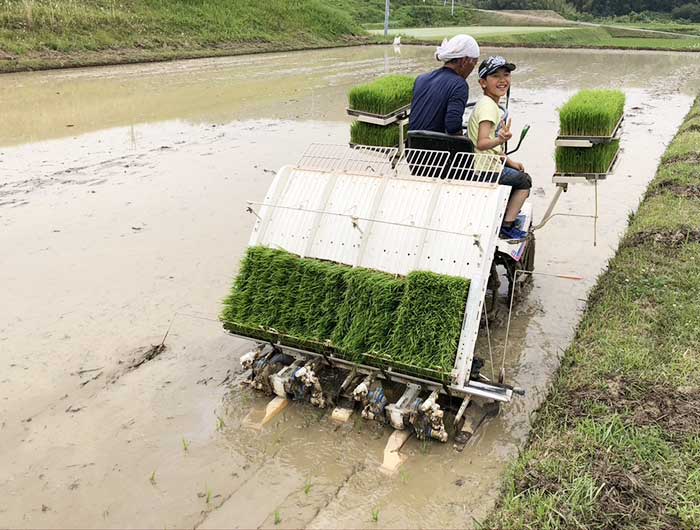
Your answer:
[555,115,624,148]
[243,143,509,389]
[223,248,471,381]
[557,89,626,139]
[553,143,621,184]
[552,89,625,181]
[350,121,408,148]
[347,75,415,125]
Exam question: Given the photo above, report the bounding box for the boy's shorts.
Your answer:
[499,167,532,191]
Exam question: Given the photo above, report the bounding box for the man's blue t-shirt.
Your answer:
[408,67,469,135]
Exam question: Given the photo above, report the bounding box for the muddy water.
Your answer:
[1,46,699,529]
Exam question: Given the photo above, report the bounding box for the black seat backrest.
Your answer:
[406,130,475,180]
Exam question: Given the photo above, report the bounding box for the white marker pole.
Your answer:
[384,0,390,37]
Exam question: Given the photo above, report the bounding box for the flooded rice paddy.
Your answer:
[2,45,700,528]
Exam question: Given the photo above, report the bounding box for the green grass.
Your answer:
[221,248,471,377]
[350,121,407,147]
[348,75,415,116]
[559,90,626,137]
[555,141,620,174]
[481,96,700,530]
[335,1,570,28]
[0,0,362,71]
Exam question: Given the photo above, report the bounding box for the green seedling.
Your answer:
[332,266,405,360]
[389,271,470,374]
[222,247,470,380]
[419,438,430,455]
[206,486,212,505]
[304,479,312,495]
[348,75,415,116]
[216,415,225,431]
[149,470,156,486]
[274,510,282,525]
[181,437,190,453]
[371,507,380,523]
[399,469,409,484]
[559,89,626,137]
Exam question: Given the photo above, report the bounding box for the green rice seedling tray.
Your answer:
[350,121,407,148]
[347,75,415,119]
[555,115,624,148]
[554,140,621,179]
[558,89,626,138]
[221,247,470,381]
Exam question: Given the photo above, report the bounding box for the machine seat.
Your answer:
[406,130,475,180]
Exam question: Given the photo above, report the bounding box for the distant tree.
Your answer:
[569,0,688,15]
[672,2,700,21]
[476,0,577,14]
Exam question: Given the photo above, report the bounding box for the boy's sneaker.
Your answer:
[499,225,528,242]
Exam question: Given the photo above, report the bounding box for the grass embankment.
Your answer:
[222,247,471,379]
[388,26,700,51]
[0,0,363,72]
[482,97,700,529]
[623,22,700,36]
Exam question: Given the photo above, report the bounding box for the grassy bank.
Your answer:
[482,97,700,529]
[0,0,364,72]
[389,26,700,51]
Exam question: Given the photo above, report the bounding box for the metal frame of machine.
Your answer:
[234,143,527,445]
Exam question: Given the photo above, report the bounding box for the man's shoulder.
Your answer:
[419,68,465,87]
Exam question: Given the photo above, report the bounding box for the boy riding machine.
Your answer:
[223,76,624,455]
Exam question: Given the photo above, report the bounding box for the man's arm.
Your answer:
[444,84,468,135]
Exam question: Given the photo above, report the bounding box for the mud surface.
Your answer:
[2,46,700,528]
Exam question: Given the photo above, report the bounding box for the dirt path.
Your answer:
[1,45,699,529]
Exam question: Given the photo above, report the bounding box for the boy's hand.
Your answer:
[498,118,513,144]
[510,161,525,172]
